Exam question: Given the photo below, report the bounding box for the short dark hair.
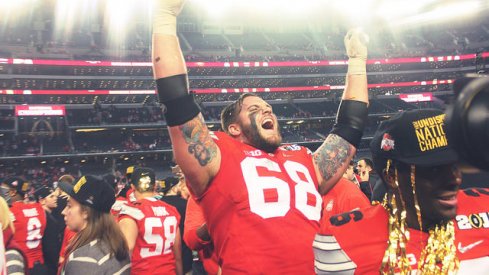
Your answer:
[220,93,259,134]
[360,158,374,169]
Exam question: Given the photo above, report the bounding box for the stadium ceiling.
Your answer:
[1,0,488,28]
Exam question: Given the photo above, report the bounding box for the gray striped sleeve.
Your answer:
[6,249,25,275]
[313,234,356,274]
[63,240,130,275]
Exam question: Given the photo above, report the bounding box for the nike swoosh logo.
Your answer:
[458,240,483,253]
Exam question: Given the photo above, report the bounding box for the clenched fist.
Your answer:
[344,28,369,60]
[153,0,187,35]
[155,0,186,17]
[344,28,369,75]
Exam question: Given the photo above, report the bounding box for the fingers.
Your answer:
[344,28,369,60]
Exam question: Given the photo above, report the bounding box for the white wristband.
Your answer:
[347,58,367,75]
[153,13,177,36]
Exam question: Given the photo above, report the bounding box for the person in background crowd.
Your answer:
[320,174,370,224]
[344,160,359,186]
[56,174,77,270]
[184,196,219,275]
[105,173,128,218]
[314,109,489,274]
[35,186,64,275]
[5,178,48,275]
[151,0,368,272]
[119,166,137,202]
[1,196,26,275]
[119,167,182,275]
[160,165,193,274]
[1,177,28,207]
[356,158,375,200]
[59,175,130,274]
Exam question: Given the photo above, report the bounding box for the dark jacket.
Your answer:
[159,195,194,274]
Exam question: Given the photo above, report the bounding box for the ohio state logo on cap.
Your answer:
[381,133,395,151]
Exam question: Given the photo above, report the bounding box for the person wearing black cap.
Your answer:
[35,186,57,212]
[55,174,77,271]
[1,177,30,206]
[5,178,49,274]
[118,165,137,200]
[34,186,64,275]
[118,167,183,275]
[313,109,489,274]
[59,175,130,274]
[160,164,193,275]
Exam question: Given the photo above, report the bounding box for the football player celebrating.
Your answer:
[151,0,369,273]
[119,167,183,275]
[3,178,47,274]
[314,109,489,274]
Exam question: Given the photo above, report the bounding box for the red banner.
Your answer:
[0,79,453,95]
[0,52,485,68]
[15,105,66,116]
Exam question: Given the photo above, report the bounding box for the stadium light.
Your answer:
[392,0,482,26]
[53,0,97,41]
[105,0,134,45]
[376,0,439,21]
[191,0,325,20]
[190,0,231,18]
[329,0,377,26]
[0,0,33,10]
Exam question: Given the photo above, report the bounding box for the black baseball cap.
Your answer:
[370,109,458,170]
[59,175,115,213]
[126,166,136,177]
[103,173,118,190]
[131,167,156,192]
[160,176,180,193]
[34,186,53,201]
[3,177,30,196]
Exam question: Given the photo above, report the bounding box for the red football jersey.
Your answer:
[314,188,489,274]
[184,196,219,275]
[111,196,129,218]
[119,197,181,275]
[10,201,46,269]
[195,132,322,274]
[320,177,370,227]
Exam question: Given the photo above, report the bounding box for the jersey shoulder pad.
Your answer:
[119,204,145,220]
[280,144,303,152]
[111,199,128,212]
[209,131,219,140]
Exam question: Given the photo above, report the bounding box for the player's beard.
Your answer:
[240,115,282,153]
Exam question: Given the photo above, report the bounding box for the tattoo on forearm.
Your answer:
[179,115,218,166]
[314,134,352,182]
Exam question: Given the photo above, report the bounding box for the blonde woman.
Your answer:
[1,196,26,274]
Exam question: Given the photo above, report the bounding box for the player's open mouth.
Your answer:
[437,193,457,207]
[261,118,274,130]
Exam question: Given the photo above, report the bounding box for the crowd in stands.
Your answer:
[67,106,164,126]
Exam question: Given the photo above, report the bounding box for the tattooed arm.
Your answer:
[152,0,220,197]
[313,30,369,195]
[168,115,221,197]
[313,134,356,195]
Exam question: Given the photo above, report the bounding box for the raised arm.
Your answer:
[152,0,220,197]
[313,29,369,195]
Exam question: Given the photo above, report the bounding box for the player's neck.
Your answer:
[136,191,156,200]
[42,205,52,213]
